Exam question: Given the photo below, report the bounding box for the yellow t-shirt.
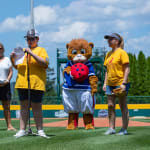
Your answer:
[15,47,49,91]
[104,48,129,86]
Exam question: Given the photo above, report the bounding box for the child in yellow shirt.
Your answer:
[10,29,49,138]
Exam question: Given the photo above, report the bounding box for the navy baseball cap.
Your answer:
[104,33,121,41]
[24,29,39,38]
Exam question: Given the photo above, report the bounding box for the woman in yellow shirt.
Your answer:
[10,29,49,138]
[103,33,130,135]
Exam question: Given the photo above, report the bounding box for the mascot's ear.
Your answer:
[66,43,70,49]
[89,42,94,48]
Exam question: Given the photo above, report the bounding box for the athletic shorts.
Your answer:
[0,83,11,101]
[62,89,95,114]
[105,83,130,95]
[17,89,44,103]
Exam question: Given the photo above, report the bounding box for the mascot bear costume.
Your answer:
[62,39,98,130]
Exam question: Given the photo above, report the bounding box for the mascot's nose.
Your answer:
[77,54,82,57]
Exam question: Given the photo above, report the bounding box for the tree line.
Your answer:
[128,51,150,96]
[11,50,150,105]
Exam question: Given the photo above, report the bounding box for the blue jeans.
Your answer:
[105,83,130,95]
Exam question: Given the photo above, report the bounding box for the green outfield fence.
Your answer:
[9,95,150,104]
[0,96,150,118]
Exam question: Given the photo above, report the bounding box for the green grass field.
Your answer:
[0,119,150,150]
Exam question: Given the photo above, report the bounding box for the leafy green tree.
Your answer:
[145,57,150,95]
[92,48,106,103]
[128,54,138,96]
[43,66,57,104]
[137,51,147,95]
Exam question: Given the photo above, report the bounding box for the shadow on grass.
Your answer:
[46,134,56,137]
[0,128,7,131]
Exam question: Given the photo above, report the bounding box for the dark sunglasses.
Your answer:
[108,37,117,41]
[27,38,36,41]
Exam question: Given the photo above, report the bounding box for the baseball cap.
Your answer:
[24,29,39,38]
[104,33,121,41]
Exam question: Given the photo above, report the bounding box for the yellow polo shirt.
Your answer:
[15,47,49,91]
[104,48,129,86]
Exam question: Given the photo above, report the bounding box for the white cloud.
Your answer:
[0,0,149,33]
[34,5,57,26]
[0,5,57,32]
[40,22,92,43]
[103,6,115,15]
[126,33,150,56]
[0,15,29,32]
[141,1,150,14]
[114,20,133,30]
[90,0,120,4]
[0,0,150,56]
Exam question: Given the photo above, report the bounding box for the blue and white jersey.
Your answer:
[63,60,96,90]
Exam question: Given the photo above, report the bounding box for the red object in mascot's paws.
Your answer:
[71,63,89,83]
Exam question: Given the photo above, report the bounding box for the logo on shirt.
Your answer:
[109,57,114,64]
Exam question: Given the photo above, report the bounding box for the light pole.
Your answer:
[27,0,35,135]
[30,0,34,29]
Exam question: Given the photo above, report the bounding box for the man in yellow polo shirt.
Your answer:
[10,29,49,138]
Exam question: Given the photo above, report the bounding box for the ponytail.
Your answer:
[114,33,124,49]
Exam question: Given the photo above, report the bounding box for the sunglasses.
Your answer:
[27,38,36,41]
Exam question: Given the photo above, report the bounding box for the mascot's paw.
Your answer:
[66,124,77,130]
[66,113,78,130]
[85,124,95,130]
[63,66,71,76]
[89,76,98,95]
[83,114,95,130]
[91,88,98,96]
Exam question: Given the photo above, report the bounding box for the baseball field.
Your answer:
[0,118,150,150]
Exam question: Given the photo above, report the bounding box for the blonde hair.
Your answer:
[114,33,124,49]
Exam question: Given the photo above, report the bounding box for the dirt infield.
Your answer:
[43,118,150,127]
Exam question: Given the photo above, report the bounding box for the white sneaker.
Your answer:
[104,128,116,135]
[117,128,128,135]
[14,130,26,138]
[37,130,50,139]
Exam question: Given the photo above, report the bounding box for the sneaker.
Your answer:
[117,128,128,135]
[104,128,116,135]
[37,130,50,139]
[14,130,26,138]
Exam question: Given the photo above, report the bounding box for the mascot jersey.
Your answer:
[63,60,95,90]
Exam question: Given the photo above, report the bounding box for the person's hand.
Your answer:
[24,48,32,54]
[103,84,106,91]
[0,80,9,87]
[120,84,126,91]
[10,52,17,60]
[3,80,9,86]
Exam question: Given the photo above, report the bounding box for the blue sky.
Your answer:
[0,0,150,81]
